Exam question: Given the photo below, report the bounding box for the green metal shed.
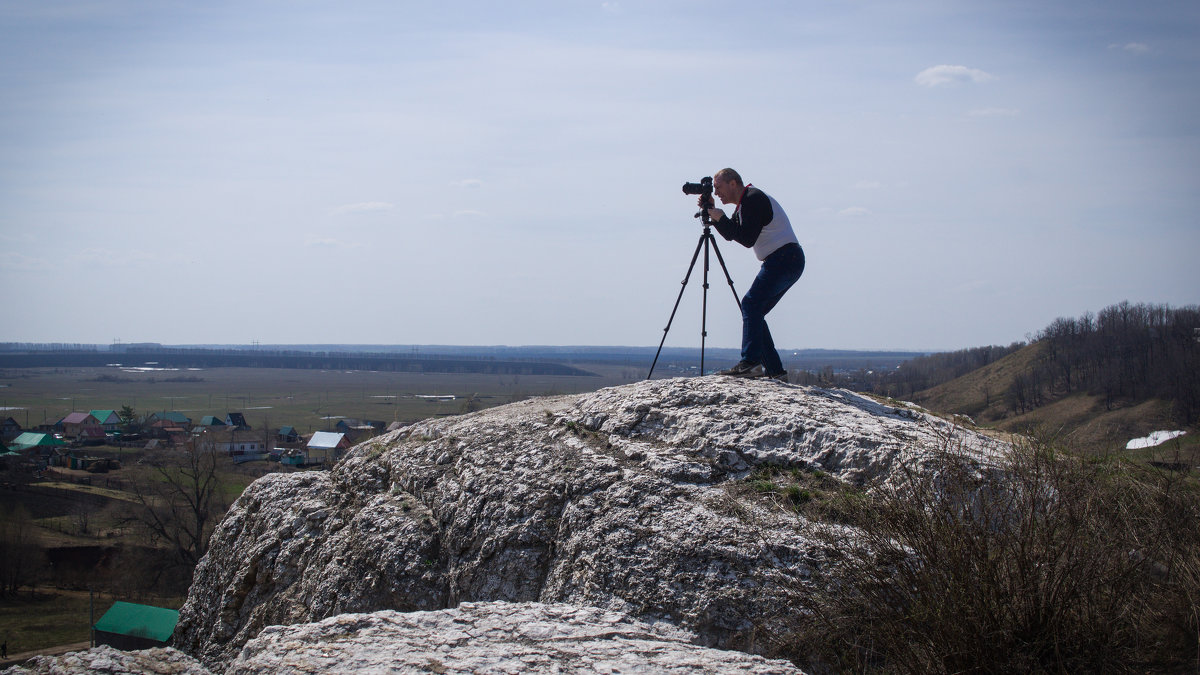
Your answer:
[93,601,179,650]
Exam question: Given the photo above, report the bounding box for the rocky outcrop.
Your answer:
[228,601,803,674]
[3,603,803,674]
[174,377,1005,670]
[3,645,211,675]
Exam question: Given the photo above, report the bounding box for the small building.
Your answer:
[59,412,102,441]
[335,418,385,442]
[89,410,122,432]
[146,411,192,429]
[10,432,66,452]
[224,412,250,430]
[1,416,22,442]
[198,415,226,428]
[305,431,351,466]
[208,429,267,463]
[276,426,300,444]
[93,601,179,651]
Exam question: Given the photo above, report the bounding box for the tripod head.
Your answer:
[682,177,715,224]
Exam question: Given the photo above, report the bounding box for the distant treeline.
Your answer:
[0,348,597,377]
[855,342,1027,399]
[1012,301,1200,422]
[830,301,1200,424]
[795,342,1024,395]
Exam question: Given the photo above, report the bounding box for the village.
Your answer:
[0,407,385,472]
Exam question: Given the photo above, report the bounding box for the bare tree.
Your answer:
[0,504,44,596]
[126,437,227,568]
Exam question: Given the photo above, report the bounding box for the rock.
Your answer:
[175,377,1005,670]
[228,601,804,674]
[2,644,212,675]
[9,603,803,674]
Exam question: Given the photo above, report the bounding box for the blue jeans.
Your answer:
[741,243,805,374]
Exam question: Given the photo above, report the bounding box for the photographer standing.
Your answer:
[705,168,805,380]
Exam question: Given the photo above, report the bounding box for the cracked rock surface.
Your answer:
[171,376,1004,670]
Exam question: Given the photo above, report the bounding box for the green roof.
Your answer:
[93,602,179,643]
[11,432,65,450]
[90,410,119,424]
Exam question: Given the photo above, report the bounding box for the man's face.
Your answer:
[713,176,740,205]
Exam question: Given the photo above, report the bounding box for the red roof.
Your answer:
[61,412,98,425]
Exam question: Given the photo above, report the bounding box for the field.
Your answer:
[0,364,641,435]
[0,362,648,656]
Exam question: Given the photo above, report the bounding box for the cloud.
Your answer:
[333,201,396,215]
[66,248,156,268]
[915,65,995,87]
[601,2,622,14]
[452,210,487,219]
[1109,42,1150,55]
[969,107,1020,117]
[304,235,360,248]
[454,179,483,189]
[0,252,51,271]
[838,207,871,217]
[854,180,881,189]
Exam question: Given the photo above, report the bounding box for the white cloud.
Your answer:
[452,210,487,219]
[915,65,995,87]
[67,248,156,267]
[455,179,483,189]
[969,107,1020,117]
[304,235,360,248]
[854,180,881,189]
[0,252,51,271]
[601,2,622,15]
[333,201,395,215]
[1109,42,1150,54]
[838,207,871,217]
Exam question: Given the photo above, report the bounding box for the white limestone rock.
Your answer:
[228,601,804,674]
[2,645,212,675]
[175,377,1005,670]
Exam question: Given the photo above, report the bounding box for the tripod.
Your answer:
[647,222,742,379]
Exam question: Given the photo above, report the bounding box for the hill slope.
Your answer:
[912,341,1184,450]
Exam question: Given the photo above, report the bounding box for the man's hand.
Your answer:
[707,207,726,222]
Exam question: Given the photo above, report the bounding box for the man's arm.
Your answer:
[712,189,773,248]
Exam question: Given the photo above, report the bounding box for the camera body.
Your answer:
[681,176,713,198]
[682,176,715,222]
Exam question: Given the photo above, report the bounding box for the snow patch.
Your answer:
[1126,430,1186,450]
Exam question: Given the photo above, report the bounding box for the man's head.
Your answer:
[713,168,744,205]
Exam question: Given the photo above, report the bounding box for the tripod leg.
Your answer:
[701,232,711,375]
[706,233,742,311]
[647,235,706,379]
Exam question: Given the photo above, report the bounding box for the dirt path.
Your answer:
[0,641,91,669]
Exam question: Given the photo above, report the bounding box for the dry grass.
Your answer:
[777,437,1200,674]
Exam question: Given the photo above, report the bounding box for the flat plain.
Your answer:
[0,364,642,435]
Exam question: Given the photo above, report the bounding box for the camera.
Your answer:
[682,176,715,222]
[681,176,713,197]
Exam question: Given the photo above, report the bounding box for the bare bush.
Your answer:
[782,438,1200,674]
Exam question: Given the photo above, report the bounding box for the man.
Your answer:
[704,168,805,380]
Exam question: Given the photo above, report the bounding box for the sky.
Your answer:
[1,0,1197,352]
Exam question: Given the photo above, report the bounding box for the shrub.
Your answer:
[782,438,1200,674]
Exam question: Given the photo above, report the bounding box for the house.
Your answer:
[335,418,385,442]
[224,412,250,430]
[207,428,267,463]
[1,416,22,442]
[276,426,300,444]
[198,415,226,428]
[93,601,179,651]
[304,431,351,466]
[89,410,122,432]
[146,411,191,429]
[59,412,102,440]
[10,432,65,452]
